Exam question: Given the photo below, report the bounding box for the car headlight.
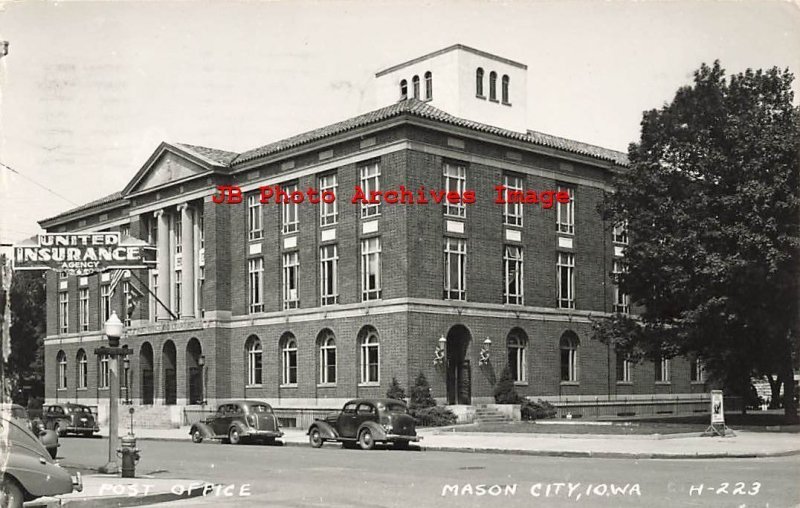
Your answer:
[381,423,392,432]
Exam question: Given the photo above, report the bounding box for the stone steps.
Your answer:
[474,407,512,424]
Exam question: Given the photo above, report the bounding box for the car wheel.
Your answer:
[358,429,375,450]
[191,430,204,444]
[0,477,25,508]
[308,429,323,448]
[228,427,241,445]
[394,440,410,450]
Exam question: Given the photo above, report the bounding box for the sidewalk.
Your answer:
[101,425,800,459]
[27,475,213,508]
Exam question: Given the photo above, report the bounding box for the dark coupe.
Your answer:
[307,398,420,450]
[189,400,284,445]
[41,403,100,437]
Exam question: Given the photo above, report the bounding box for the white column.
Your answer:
[155,210,170,321]
[179,204,195,319]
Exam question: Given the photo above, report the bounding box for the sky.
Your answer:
[0,0,798,248]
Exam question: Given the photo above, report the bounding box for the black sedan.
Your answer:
[189,400,283,445]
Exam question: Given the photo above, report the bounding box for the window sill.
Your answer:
[317,383,337,388]
[476,94,486,100]
[280,384,298,389]
[77,388,88,391]
[655,381,672,385]
[513,381,528,387]
[503,301,525,306]
[320,222,338,229]
[616,381,633,386]
[98,387,109,391]
[560,381,579,386]
[691,381,706,385]
[503,222,523,228]
[489,98,499,103]
[502,101,512,107]
[360,212,381,220]
[358,382,380,387]
[248,235,264,242]
[245,384,263,389]
[57,388,67,392]
[443,212,467,220]
[281,229,299,236]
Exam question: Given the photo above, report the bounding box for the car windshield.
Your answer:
[71,407,92,414]
[248,405,273,414]
[379,402,408,414]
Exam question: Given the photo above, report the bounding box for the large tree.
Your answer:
[594,62,800,419]
[6,271,46,403]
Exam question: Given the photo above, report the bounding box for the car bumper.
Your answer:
[67,426,100,433]
[242,429,284,438]
[385,434,421,442]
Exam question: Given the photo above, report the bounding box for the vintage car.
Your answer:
[307,398,420,450]
[0,413,82,508]
[189,400,284,445]
[41,403,100,437]
[0,404,59,459]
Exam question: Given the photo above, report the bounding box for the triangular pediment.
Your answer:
[122,142,225,197]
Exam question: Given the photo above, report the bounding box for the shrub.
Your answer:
[408,372,436,410]
[412,406,457,427]
[521,399,557,421]
[386,377,406,401]
[493,366,523,404]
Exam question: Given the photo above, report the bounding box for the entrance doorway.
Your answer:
[140,342,154,405]
[186,338,203,405]
[445,325,472,405]
[162,341,177,405]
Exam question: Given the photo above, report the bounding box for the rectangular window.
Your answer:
[503,174,523,226]
[282,183,299,234]
[120,224,130,239]
[656,357,671,383]
[197,210,205,250]
[616,355,632,383]
[443,237,467,300]
[612,220,629,244]
[198,266,205,318]
[612,259,629,314]
[173,272,181,318]
[283,252,299,309]
[79,288,89,331]
[122,281,131,326]
[148,216,158,245]
[691,358,705,383]
[557,252,575,309]
[504,245,523,305]
[248,258,264,313]
[99,355,110,389]
[78,357,87,390]
[361,237,382,300]
[101,284,111,323]
[57,357,67,390]
[248,194,263,240]
[443,162,467,217]
[59,292,69,334]
[175,214,183,254]
[360,162,380,218]
[319,173,338,226]
[150,274,158,322]
[556,186,574,234]
[320,245,339,306]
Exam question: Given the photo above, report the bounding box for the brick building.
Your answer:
[40,45,707,423]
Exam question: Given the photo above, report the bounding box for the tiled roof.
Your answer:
[40,191,127,225]
[234,99,628,166]
[174,143,239,166]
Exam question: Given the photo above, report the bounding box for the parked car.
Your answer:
[189,400,284,445]
[41,403,100,437]
[0,413,82,508]
[307,398,421,450]
[0,404,59,459]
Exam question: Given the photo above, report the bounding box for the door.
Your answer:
[188,367,203,405]
[212,405,231,436]
[337,402,358,438]
[164,368,177,405]
[141,369,154,405]
[457,360,472,405]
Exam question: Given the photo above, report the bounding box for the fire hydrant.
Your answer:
[117,433,140,478]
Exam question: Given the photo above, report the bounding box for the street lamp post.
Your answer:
[96,311,126,474]
[198,355,207,406]
[123,352,131,405]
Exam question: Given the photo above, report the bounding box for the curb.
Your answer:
[59,489,207,508]
[106,434,800,460]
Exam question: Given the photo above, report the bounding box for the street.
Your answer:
[58,436,800,507]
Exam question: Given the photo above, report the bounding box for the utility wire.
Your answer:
[1,161,79,206]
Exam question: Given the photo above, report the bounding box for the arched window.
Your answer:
[412,75,420,99]
[476,68,484,97]
[281,335,297,386]
[399,79,408,100]
[559,333,579,382]
[319,331,336,384]
[77,349,87,390]
[57,350,67,390]
[424,71,433,100]
[507,332,526,383]
[489,71,497,101]
[99,354,110,389]
[246,336,263,386]
[360,331,380,384]
[502,75,510,104]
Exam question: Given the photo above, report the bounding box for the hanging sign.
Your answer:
[13,233,155,276]
[710,390,725,424]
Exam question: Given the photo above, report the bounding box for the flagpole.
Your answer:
[128,270,178,321]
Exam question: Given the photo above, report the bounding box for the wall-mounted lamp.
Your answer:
[479,337,492,366]
[433,335,446,366]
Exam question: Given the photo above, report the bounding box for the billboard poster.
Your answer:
[710,390,725,424]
